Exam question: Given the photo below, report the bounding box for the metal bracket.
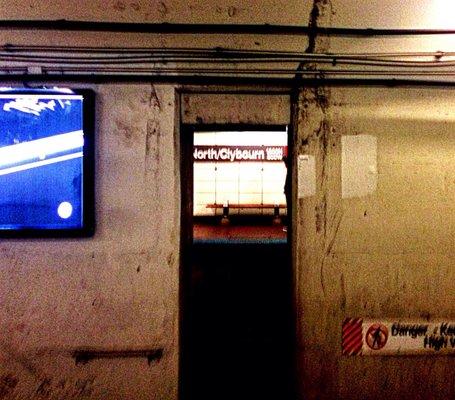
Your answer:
[72,348,164,366]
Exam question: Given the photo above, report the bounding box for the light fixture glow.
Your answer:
[429,0,455,28]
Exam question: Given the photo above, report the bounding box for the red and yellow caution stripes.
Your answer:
[342,318,363,355]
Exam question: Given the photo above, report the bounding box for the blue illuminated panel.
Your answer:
[0,88,95,237]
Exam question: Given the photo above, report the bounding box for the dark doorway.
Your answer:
[180,125,294,400]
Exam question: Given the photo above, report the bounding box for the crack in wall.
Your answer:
[144,84,162,180]
[319,207,343,295]
[149,84,162,111]
[340,272,346,312]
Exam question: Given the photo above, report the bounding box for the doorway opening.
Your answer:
[181,124,294,400]
[193,126,289,242]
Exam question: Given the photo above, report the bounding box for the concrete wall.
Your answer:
[294,85,455,399]
[0,84,180,399]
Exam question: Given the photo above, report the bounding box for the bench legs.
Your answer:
[218,204,283,225]
[220,203,230,225]
[272,205,282,225]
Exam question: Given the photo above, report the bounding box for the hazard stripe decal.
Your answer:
[342,318,363,355]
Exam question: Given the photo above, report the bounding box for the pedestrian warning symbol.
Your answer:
[343,318,455,355]
[366,323,388,350]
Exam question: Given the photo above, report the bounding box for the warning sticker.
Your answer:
[342,319,455,355]
[365,323,388,350]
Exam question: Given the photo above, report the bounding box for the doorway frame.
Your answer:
[178,92,295,400]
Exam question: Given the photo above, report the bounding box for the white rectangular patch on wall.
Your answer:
[341,135,377,199]
[297,154,316,198]
[342,318,455,355]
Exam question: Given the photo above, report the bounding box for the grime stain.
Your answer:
[158,1,168,17]
[0,374,18,398]
[145,120,159,158]
[297,0,333,73]
[308,0,333,52]
[114,119,134,144]
[0,340,43,378]
[314,86,330,111]
[113,1,126,12]
[183,95,190,116]
[304,82,338,298]
[167,253,175,267]
[306,0,321,54]
[144,119,161,180]
[35,377,52,397]
[227,6,237,17]
[130,2,140,11]
[215,6,241,17]
[35,376,95,399]
[149,85,162,111]
[113,0,141,12]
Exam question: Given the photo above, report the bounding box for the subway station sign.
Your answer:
[342,318,455,355]
[193,145,287,162]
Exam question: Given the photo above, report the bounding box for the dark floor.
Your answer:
[183,239,294,400]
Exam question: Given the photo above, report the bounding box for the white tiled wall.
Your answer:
[193,130,287,216]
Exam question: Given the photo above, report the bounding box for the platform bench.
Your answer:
[206,203,286,223]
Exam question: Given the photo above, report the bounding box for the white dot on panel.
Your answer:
[57,202,73,219]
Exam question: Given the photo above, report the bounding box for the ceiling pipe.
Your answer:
[0,20,455,36]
